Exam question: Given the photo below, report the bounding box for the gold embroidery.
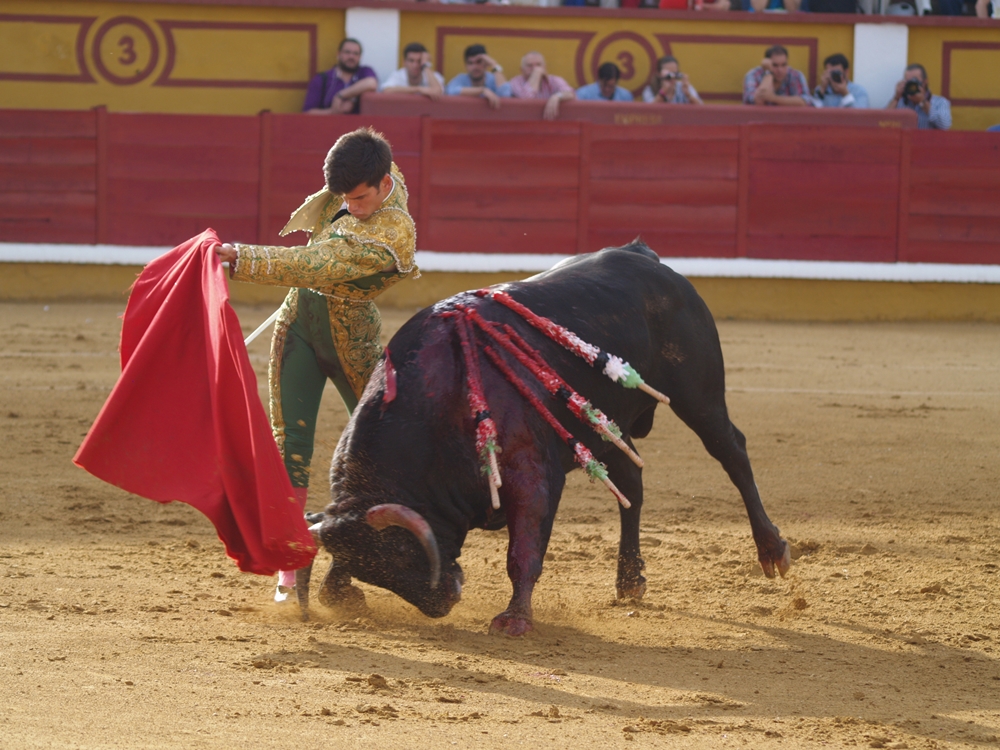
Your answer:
[267,289,298,460]
[234,163,417,407]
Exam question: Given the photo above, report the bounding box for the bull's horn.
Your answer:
[365,504,441,590]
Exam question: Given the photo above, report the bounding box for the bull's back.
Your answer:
[508,246,717,365]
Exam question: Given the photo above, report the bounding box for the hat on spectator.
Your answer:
[464,44,488,60]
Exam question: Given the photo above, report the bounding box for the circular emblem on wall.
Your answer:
[590,32,658,97]
[92,16,159,85]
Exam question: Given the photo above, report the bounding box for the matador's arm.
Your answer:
[230,237,397,290]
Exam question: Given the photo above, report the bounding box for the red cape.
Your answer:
[74,229,316,575]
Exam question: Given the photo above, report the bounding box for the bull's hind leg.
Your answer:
[673,401,790,578]
[606,444,647,599]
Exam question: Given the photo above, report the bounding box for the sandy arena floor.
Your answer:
[1,300,998,749]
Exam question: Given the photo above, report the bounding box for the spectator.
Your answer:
[659,0,731,9]
[303,38,378,115]
[886,64,951,130]
[380,42,445,99]
[743,45,813,107]
[744,0,802,10]
[445,44,509,110]
[509,51,575,121]
[642,56,703,105]
[576,63,634,102]
[814,53,869,108]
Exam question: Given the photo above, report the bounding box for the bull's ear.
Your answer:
[366,504,441,589]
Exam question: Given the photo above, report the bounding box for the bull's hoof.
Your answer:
[488,611,534,637]
[318,582,366,612]
[616,575,647,600]
[759,538,792,579]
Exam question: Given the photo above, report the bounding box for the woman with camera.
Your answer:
[642,56,703,105]
[886,64,951,130]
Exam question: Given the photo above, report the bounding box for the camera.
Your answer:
[903,79,922,98]
[830,69,843,84]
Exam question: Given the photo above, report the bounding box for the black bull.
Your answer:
[296,242,790,636]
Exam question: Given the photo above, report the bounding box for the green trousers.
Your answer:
[279,288,358,488]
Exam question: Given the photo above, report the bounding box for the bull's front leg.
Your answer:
[607,442,646,600]
[317,560,367,612]
[488,454,563,637]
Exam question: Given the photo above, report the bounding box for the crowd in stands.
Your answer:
[304,38,955,128]
[417,0,998,18]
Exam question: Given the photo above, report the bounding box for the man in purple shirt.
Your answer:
[743,45,813,107]
[508,51,574,121]
[303,38,378,115]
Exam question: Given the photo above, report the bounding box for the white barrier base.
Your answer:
[2,243,998,284]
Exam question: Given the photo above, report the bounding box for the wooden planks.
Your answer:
[904,131,1000,264]
[105,114,260,246]
[745,124,902,262]
[425,120,582,254]
[586,125,740,256]
[0,108,997,269]
[0,110,97,243]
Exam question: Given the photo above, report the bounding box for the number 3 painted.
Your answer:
[616,51,635,80]
[118,35,137,66]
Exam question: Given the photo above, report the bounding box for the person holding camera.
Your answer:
[744,46,813,107]
[379,42,445,100]
[814,54,869,109]
[887,64,951,130]
[642,56,703,105]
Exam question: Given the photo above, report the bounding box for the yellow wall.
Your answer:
[0,1,344,115]
[401,12,853,103]
[908,25,1000,132]
[1,2,997,129]
[3,263,998,322]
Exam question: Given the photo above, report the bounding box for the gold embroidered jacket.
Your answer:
[231,162,417,400]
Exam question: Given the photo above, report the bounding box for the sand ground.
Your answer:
[1,300,998,749]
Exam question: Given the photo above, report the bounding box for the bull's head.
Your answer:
[317,502,463,618]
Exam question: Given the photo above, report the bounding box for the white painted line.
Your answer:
[3,243,999,284]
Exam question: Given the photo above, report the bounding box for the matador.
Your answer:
[214,128,418,601]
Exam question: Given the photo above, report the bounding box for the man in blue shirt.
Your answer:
[886,64,952,130]
[814,53,869,109]
[445,44,509,110]
[576,63,634,103]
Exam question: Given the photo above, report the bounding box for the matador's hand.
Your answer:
[214,243,237,264]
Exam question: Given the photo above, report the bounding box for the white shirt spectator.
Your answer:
[380,68,445,91]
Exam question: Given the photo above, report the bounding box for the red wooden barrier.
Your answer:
[745,124,903,262]
[585,124,740,257]
[1,108,997,268]
[361,94,918,130]
[425,119,581,255]
[905,130,1000,265]
[0,109,97,243]
[104,113,260,246]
